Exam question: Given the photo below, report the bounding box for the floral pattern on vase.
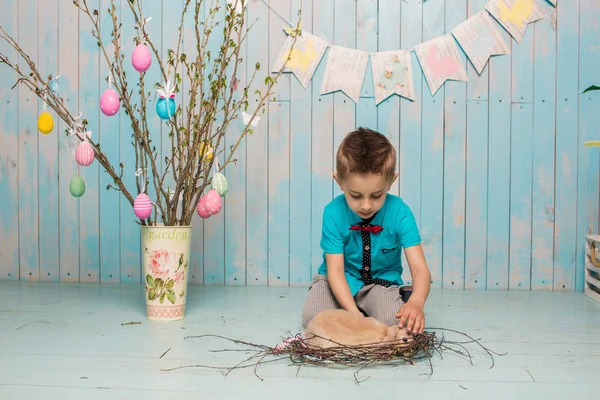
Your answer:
[144,248,188,305]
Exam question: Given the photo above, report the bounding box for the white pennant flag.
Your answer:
[415,35,468,95]
[485,0,545,43]
[451,11,510,74]
[320,46,369,103]
[371,50,415,104]
[272,31,329,89]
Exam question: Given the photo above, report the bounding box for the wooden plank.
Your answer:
[552,0,578,291]
[356,0,377,136]
[376,0,401,197]
[203,1,226,285]
[442,0,467,290]
[179,0,204,285]
[17,0,40,281]
[224,0,248,286]
[509,103,533,290]
[465,100,488,290]
[98,0,122,283]
[464,0,490,290]
[399,0,422,285]
[332,0,356,199]
[79,0,101,283]
[141,0,163,214]
[577,0,600,292]
[310,0,334,278]
[58,0,80,282]
[288,0,313,286]
[419,0,445,289]
[268,0,291,102]
[37,0,60,282]
[531,4,556,290]
[486,15,512,290]
[0,0,20,280]
[508,1,536,290]
[245,0,270,286]
[268,102,290,286]
[118,0,141,283]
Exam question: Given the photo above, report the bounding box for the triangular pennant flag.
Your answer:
[371,50,415,104]
[451,11,510,74]
[485,0,545,43]
[320,46,369,103]
[414,35,468,95]
[272,31,329,89]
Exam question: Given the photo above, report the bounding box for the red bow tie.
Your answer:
[350,225,383,233]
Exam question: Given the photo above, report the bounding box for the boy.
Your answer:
[301,127,431,334]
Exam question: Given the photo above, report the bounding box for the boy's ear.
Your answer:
[332,172,343,189]
[389,173,399,186]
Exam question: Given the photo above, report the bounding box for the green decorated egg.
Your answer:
[69,175,85,198]
[212,172,228,197]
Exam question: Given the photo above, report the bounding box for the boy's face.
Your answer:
[334,172,398,220]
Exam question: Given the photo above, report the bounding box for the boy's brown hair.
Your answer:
[336,127,397,181]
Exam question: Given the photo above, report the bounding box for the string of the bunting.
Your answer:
[270,0,554,102]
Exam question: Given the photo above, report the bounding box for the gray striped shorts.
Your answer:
[300,274,405,327]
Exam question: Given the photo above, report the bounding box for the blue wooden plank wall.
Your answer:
[1,0,599,291]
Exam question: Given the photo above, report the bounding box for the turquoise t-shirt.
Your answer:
[317,193,421,296]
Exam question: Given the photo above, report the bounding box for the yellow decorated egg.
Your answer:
[198,141,214,162]
[37,111,54,134]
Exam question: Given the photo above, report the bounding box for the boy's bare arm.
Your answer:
[325,253,362,315]
[404,244,431,306]
[396,244,431,333]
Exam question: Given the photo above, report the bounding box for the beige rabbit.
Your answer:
[303,308,413,349]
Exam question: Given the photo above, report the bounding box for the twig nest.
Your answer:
[37,111,54,134]
[132,44,152,73]
[75,141,95,166]
[69,175,85,198]
[134,193,153,219]
[100,88,120,116]
[197,190,222,219]
[212,173,228,197]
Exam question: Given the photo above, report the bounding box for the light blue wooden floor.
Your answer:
[0,282,599,399]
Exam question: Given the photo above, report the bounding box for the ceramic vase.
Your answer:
[141,224,192,321]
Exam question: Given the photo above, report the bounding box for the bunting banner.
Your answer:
[271,30,329,89]
[269,0,552,103]
[320,46,369,103]
[485,0,545,43]
[371,50,415,104]
[415,35,468,95]
[451,11,510,74]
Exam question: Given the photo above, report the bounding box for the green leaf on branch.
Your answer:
[583,85,600,94]
[148,288,157,301]
[166,280,175,290]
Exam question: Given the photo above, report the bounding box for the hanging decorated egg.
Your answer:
[75,141,95,166]
[134,193,153,219]
[131,43,152,72]
[69,175,85,198]
[37,111,54,134]
[204,190,222,215]
[212,172,228,197]
[156,93,176,120]
[198,141,214,162]
[196,196,211,219]
[100,88,120,116]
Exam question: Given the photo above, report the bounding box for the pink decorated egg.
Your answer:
[132,44,152,73]
[197,196,211,219]
[134,193,153,219]
[204,190,222,215]
[75,141,94,166]
[100,88,120,116]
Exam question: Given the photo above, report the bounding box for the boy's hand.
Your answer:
[395,300,425,334]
